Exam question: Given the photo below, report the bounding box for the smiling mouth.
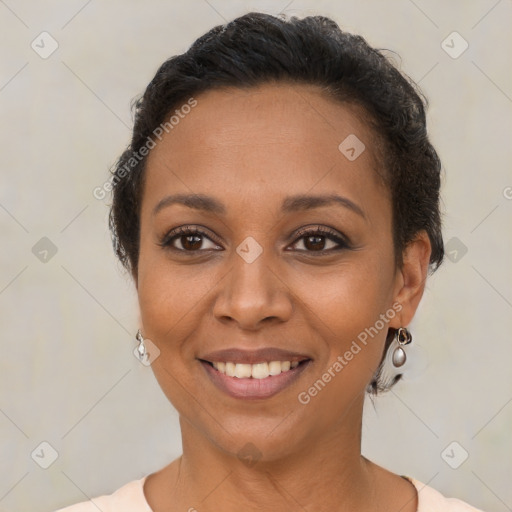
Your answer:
[200,359,310,379]
[199,358,312,400]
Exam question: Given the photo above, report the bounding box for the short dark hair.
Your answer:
[108,11,444,393]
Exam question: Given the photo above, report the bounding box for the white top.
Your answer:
[54,475,485,511]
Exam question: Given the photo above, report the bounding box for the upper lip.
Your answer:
[199,348,311,364]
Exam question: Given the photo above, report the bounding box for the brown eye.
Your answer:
[160,226,222,252]
[179,233,204,251]
[290,227,349,253]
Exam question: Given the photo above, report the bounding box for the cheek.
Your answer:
[137,229,192,336]
[298,253,396,386]
[136,257,213,410]
[137,258,215,348]
[306,255,394,335]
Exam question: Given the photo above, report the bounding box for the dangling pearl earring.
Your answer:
[135,329,146,361]
[392,327,412,368]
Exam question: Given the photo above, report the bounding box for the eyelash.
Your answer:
[158,225,351,255]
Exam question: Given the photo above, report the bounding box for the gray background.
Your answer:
[1,0,511,511]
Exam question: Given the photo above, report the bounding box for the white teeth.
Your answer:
[234,363,252,378]
[211,360,303,378]
[268,361,282,375]
[225,362,236,377]
[251,362,269,379]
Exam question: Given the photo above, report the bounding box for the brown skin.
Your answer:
[134,83,431,511]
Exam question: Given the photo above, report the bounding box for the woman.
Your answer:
[56,11,484,512]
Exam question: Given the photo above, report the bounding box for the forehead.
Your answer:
[142,83,388,219]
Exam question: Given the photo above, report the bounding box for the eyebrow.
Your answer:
[152,193,366,219]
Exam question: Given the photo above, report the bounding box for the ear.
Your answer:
[390,230,432,328]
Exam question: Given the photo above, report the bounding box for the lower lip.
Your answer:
[200,360,311,400]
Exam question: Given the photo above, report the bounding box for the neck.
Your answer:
[169,395,378,512]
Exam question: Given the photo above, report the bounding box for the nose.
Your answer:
[212,248,293,331]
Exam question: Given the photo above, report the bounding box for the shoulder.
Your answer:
[53,477,152,512]
[407,477,485,512]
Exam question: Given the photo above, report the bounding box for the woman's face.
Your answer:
[136,83,423,461]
